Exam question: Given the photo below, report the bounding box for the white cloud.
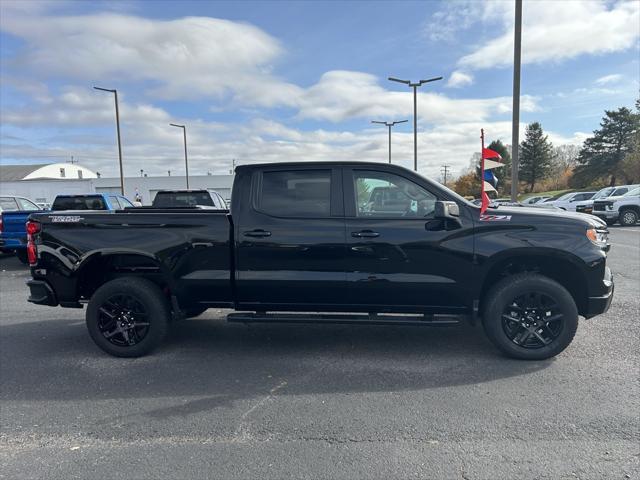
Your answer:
[0,10,300,105]
[458,0,639,70]
[595,74,623,85]
[446,71,473,88]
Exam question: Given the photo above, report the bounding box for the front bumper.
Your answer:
[593,210,618,221]
[26,279,58,306]
[584,267,614,318]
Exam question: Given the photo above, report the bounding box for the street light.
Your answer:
[169,123,189,189]
[93,86,124,195]
[388,76,442,172]
[371,120,408,164]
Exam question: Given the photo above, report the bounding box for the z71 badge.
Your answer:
[480,214,512,222]
[50,215,83,223]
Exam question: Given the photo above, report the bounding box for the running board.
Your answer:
[227,312,462,326]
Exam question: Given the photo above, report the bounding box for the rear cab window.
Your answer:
[52,195,107,211]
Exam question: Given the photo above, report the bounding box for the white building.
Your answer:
[0,163,234,206]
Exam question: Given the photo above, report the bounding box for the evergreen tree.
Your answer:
[519,122,554,192]
[571,106,639,187]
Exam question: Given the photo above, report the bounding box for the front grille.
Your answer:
[593,202,610,211]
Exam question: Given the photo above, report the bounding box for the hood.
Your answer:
[594,194,626,203]
[489,205,607,228]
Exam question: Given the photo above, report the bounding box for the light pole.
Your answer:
[388,76,442,171]
[511,0,523,202]
[94,86,124,195]
[170,123,189,189]
[371,120,408,164]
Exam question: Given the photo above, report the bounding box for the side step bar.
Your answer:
[227,312,462,326]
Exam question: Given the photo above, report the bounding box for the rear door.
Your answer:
[235,166,346,309]
[343,167,474,312]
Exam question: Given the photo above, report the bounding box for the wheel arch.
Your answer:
[479,251,588,316]
[74,250,176,302]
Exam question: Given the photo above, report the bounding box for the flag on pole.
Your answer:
[482,148,502,160]
[479,132,506,215]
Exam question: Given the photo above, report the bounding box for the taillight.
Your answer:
[26,220,41,265]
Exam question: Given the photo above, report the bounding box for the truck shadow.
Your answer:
[0,315,553,408]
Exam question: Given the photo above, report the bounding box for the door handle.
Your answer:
[351,230,380,238]
[243,229,272,238]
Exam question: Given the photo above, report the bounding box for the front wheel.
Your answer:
[86,277,170,357]
[619,209,638,226]
[482,273,578,360]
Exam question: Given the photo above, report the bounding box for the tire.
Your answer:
[86,277,170,357]
[15,250,29,264]
[183,306,208,318]
[619,208,638,227]
[482,273,578,360]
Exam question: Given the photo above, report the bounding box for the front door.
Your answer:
[344,168,474,312]
[236,167,347,309]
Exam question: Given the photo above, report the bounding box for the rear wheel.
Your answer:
[482,273,578,360]
[619,208,638,226]
[86,277,170,357]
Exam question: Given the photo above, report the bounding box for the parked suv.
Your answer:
[575,185,637,214]
[544,191,596,211]
[592,187,640,226]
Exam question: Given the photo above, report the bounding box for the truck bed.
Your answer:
[29,210,234,309]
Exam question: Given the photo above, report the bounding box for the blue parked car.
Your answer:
[1,193,134,264]
[0,196,43,263]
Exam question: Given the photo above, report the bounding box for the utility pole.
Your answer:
[440,165,451,186]
[388,76,442,171]
[170,123,189,189]
[511,0,523,202]
[371,120,408,163]
[94,86,124,195]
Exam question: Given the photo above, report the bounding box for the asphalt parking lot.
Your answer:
[1,227,638,479]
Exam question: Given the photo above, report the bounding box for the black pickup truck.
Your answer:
[25,162,613,360]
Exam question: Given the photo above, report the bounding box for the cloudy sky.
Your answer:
[0,0,638,179]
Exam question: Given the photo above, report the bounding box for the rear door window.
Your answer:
[258,170,332,217]
[108,196,122,209]
[16,198,40,210]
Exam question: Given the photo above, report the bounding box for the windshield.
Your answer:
[592,187,615,199]
[554,192,575,201]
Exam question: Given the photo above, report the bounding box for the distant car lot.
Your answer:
[1,226,638,479]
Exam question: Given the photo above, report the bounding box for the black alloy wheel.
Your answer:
[501,292,564,349]
[86,277,170,357]
[483,273,578,360]
[97,294,151,347]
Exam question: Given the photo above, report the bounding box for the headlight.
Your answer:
[586,228,608,247]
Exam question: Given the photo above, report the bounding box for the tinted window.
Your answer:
[613,188,628,196]
[52,195,107,211]
[0,197,19,211]
[16,198,40,210]
[153,191,215,207]
[353,170,437,218]
[259,170,331,217]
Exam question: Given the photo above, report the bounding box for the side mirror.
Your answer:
[435,200,460,218]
